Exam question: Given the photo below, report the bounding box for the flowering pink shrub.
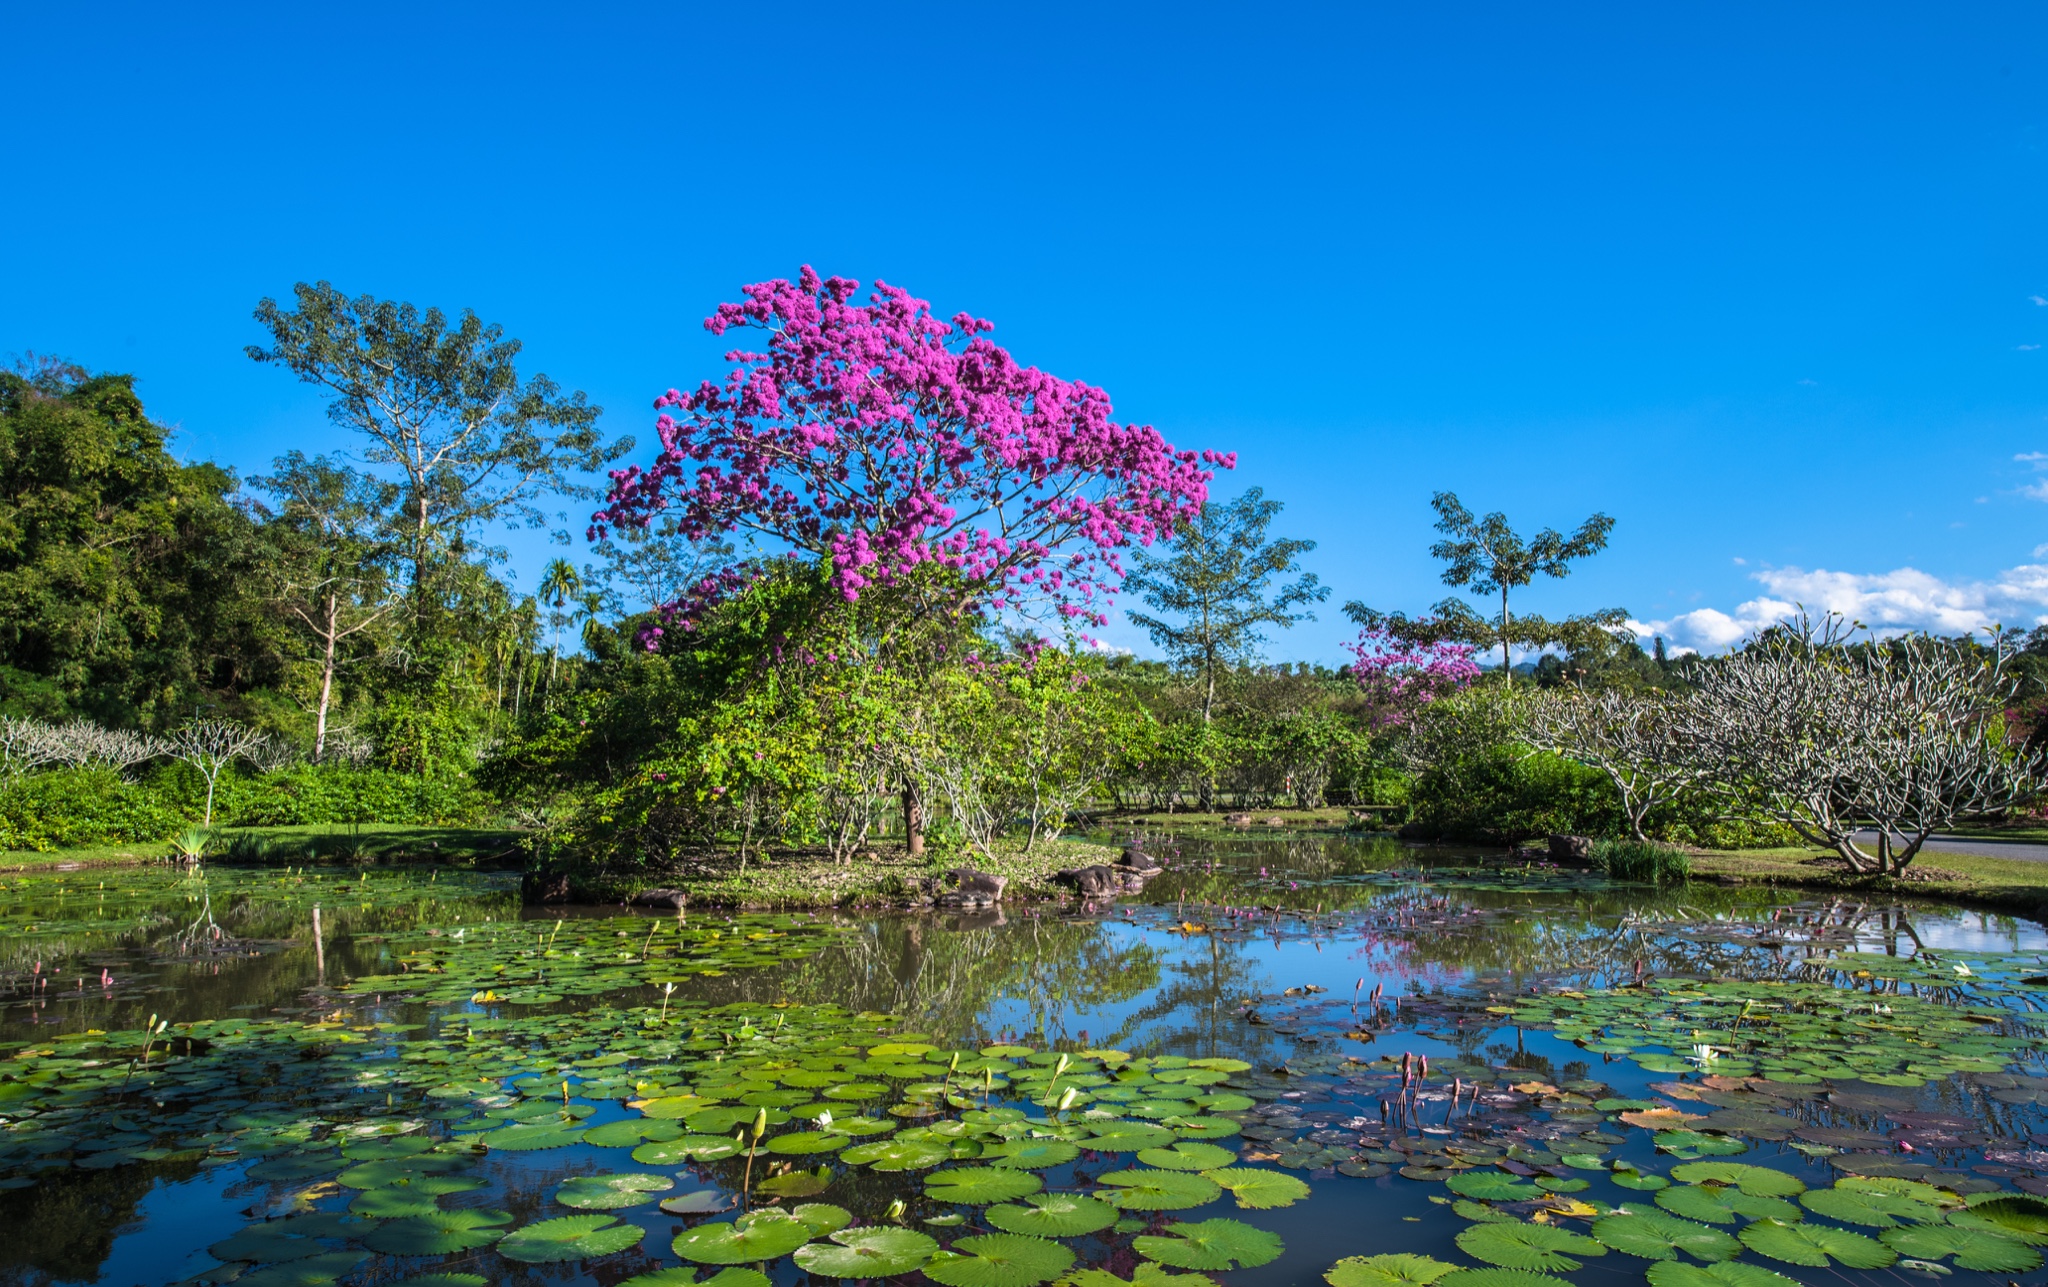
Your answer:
[1343,626,1481,727]
[594,267,1228,640]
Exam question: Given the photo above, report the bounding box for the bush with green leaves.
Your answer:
[1591,837,1691,883]
[0,767,185,850]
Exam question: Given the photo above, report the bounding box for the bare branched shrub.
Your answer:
[0,717,66,782]
[163,719,267,826]
[47,721,165,772]
[1669,613,2047,875]
[1528,689,1700,842]
[244,735,303,775]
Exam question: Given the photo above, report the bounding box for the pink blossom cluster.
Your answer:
[1342,627,1481,728]
[594,267,1229,637]
[633,561,773,651]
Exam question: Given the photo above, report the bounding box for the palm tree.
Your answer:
[537,558,583,693]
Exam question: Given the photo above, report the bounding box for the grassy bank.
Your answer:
[0,824,523,872]
[1085,805,1370,832]
[585,835,1123,909]
[1686,843,2048,919]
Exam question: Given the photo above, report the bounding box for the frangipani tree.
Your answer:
[593,267,1229,638]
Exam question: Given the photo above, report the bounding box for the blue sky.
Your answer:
[7,3,2048,661]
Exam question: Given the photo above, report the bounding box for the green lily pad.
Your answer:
[756,1169,832,1198]
[1590,1209,1741,1262]
[1644,1263,1803,1287]
[1201,1167,1310,1210]
[672,1214,815,1264]
[1455,1222,1608,1272]
[1135,1219,1284,1271]
[1612,1169,1670,1191]
[988,1193,1121,1237]
[585,1118,685,1148]
[794,1227,941,1277]
[1446,1171,1543,1202]
[479,1121,588,1150]
[633,1135,741,1164]
[1325,1254,1460,1287]
[557,1173,674,1210]
[1949,1195,2048,1245]
[1668,1162,1805,1197]
[927,1167,1045,1204]
[1655,1184,1801,1225]
[234,1253,368,1287]
[1061,1267,1218,1287]
[1882,1223,2043,1272]
[618,1271,772,1287]
[1098,1168,1223,1210]
[1655,1131,1747,1157]
[209,1213,357,1263]
[335,1155,469,1189]
[985,1139,1082,1169]
[1138,1143,1237,1171]
[1800,1185,1946,1228]
[926,1233,1077,1287]
[1087,1122,1180,1151]
[365,1209,513,1255]
[790,1204,853,1237]
[1434,1271,1572,1287]
[391,1276,488,1287]
[840,1136,952,1170]
[766,1130,851,1155]
[498,1214,646,1263]
[1737,1218,1895,1269]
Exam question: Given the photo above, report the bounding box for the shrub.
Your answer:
[218,764,491,827]
[1407,745,1622,842]
[1592,837,1691,883]
[0,768,185,850]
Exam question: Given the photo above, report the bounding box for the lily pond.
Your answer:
[11,837,2048,1287]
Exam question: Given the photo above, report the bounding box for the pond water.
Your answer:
[8,834,2048,1287]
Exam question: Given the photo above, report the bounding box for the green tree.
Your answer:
[536,557,583,692]
[246,283,627,623]
[0,358,277,724]
[251,453,401,758]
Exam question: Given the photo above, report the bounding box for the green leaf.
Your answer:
[1883,1222,2042,1271]
[1668,1162,1805,1197]
[1445,1171,1543,1202]
[1590,1210,1741,1262]
[208,1214,357,1264]
[498,1214,645,1263]
[927,1167,1045,1204]
[1201,1167,1310,1210]
[1612,1169,1670,1191]
[618,1269,772,1287]
[1134,1219,1283,1270]
[234,1254,368,1287]
[840,1136,953,1170]
[1138,1143,1237,1171]
[1655,1131,1748,1157]
[1737,1219,1896,1269]
[478,1121,588,1150]
[365,1209,512,1255]
[1799,1185,1946,1228]
[988,1193,1121,1237]
[391,1276,488,1287]
[1324,1254,1460,1287]
[790,1204,853,1237]
[633,1135,742,1164]
[794,1227,940,1277]
[755,1169,832,1198]
[1432,1269,1573,1287]
[1949,1195,2048,1246]
[1098,1168,1223,1211]
[925,1233,1077,1287]
[335,1155,468,1189]
[1455,1222,1608,1272]
[1654,1184,1801,1225]
[984,1138,1082,1169]
[1059,1267,1217,1287]
[1643,1262,1803,1287]
[586,1118,685,1148]
[671,1213,815,1264]
[765,1129,850,1155]
[1087,1122,1180,1151]
[556,1173,673,1210]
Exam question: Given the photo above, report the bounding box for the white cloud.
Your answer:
[1634,561,2048,652]
[2032,295,2047,305]
[2021,344,2042,352]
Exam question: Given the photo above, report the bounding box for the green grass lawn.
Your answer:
[1687,842,2048,916]
[0,823,524,871]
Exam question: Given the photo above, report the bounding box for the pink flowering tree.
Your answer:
[1343,626,1482,730]
[593,267,1230,641]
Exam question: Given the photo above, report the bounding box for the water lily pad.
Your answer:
[1455,1222,1607,1272]
[672,1214,814,1264]
[795,1227,941,1277]
[766,1130,851,1155]
[633,1135,741,1164]
[1446,1171,1544,1202]
[1201,1167,1309,1210]
[1882,1223,2042,1271]
[985,1139,1082,1169]
[790,1204,853,1237]
[1139,1142,1237,1171]
[586,1118,686,1147]
[1612,1169,1670,1191]
[209,1213,358,1263]
[988,1193,1121,1237]
[926,1233,1077,1287]
[1668,1162,1805,1197]
[1590,1210,1741,1262]
[1655,1131,1748,1157]
[1435,1272,1571,1287]
[498,1213,646,1263]
[365,1209,513,1255]
[1738,1218,1895,1269]
[1950,1195,2048,1245]
[1655,1184,1802,1225]
[840,1136,952,1170]
[335,1155,469,1189]
[1325,1254,1460,1287]
[1062,1267,1217,1287]
[391,1276,488,1287]
[756,1168,832,1198]
[1800,1185,1945,1228]
[234,1253,368,1287]
[1098,1168,1224,1210]
[554,1172,673,1210]
[619,1270,773,1287]
[927,1166,1045,1204]
[661,1190,737,1215]
[1088,1122,1180,1151]
[1644,1262,1802,1287]
[479,1121,588,1150]
[1135,1219,1283,1271]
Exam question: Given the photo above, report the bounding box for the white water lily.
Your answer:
[1690,1044,1721,1064]
[816,1108,833,1129]
[1953,963,1973,977]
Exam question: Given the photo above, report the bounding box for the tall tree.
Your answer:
[246,283,628,625]
[1359,492,1623,685]
[536,557,583,691]
[1123,488,1326,726]
[251,453,401,758]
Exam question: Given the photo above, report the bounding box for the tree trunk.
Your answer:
[901,782,925,856]
[314,592,338,762]
[1501,587,1512,687]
